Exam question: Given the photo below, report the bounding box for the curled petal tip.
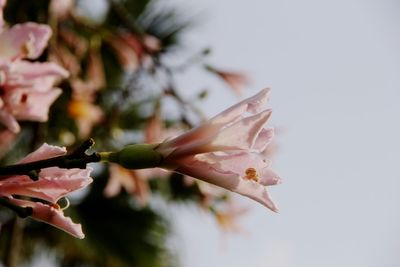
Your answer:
[274,177,282,185]
[260,88,271,94]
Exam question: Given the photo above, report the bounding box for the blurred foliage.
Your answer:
[0,0,241,266]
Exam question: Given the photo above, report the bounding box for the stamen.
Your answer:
[60,197,70,210]
[51,203,61,209]
[244,167,259,182]
[54,197,70,211]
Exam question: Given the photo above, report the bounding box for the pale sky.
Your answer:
[165,0,400,267]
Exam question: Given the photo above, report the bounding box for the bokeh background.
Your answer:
[1,0,400,266]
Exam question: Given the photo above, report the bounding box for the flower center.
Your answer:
[244,168,259,182]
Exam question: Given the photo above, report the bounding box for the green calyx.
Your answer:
[106,144,163,169]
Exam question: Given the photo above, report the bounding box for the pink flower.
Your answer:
[212,201,249,233]
[155,89,280,212]
[106,36,139,73]
[0,0,69,133]
[0,143,93,238]
[104,163,151,207]
[106,33,161,73]
[120,33,161,61]
[206,66,249,96]
[68,50,104,138]
[0,60,68,133]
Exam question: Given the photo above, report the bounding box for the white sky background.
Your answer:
[163,0,400,267]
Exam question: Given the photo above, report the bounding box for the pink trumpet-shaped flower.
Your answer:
[0,143,93,238]
[155,89,280,212]
[213,201,249,232]
[0,0,69,133]
[206,66,249,96]
[104,163,150,207]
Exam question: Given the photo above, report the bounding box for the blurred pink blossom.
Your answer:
[107,36,139,73]
[49,44,81,77]
[187,178,228,208]
[0,0,68,133]
[58,28,88,59]
[213,201,249,232]
[104,163,151,207]
[156,89,281,212]
[0,143,93,238]
[206,66,249,96]
[107,33,161,73]
[120,33,161,61]
[68,50,104,138]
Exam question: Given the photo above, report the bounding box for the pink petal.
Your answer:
[0,143,93,202]
[0,108,20,133]
[199,152,280,186]
[11,61,69,80]
[157,110,271,158]
[158,89,271,156]
[0,22,51,60]
[107,37,139,73]
[234,179,279,212]
[207,109,272,152]
[175,157,241,193]
[209,88,270,125]
[8,198,85,239]
[5,61,68,92]
[19,143,66,163]
[253,128,274,152]
[103,174,122,197]
[217,71,249,96]
[9,88,62,122]
[259,168,282,186]
[104,164,151,207]
[174,157,278,212]
[0,168,93,203]
[104,164,133,197]
[156,122,218,157]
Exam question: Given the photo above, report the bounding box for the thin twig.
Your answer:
[0,139,101,178]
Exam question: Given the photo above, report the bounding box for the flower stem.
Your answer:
[98,152,112,162]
